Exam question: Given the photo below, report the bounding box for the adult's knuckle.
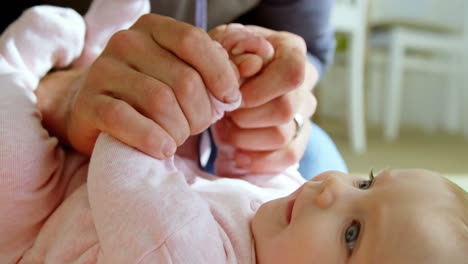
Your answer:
[96,100,126,130]
[107,30,129,49]
[175,68,202,98]
[276,95,296,123]
[106,30,140,58]
[283,147,300,166]
[139,126,160,150]
[272,125,291,146]
[292,34,307,52]
[286,51,306,88]
[148,85,176,113]
[137,13,157,25]
[177,26,206,55]
[175,125,191,146]
[87,58,111,81]
[169,120,190,146]
[281,31,307,51]
[190,112,211,135]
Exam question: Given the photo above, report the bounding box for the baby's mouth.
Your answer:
[285,199,296,225]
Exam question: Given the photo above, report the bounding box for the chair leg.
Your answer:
[367,51,384,125]
[462,52,468,140]
[384,29,404,141]
[463,74,468,140]
[444,55,461,134]
[348,32,366,153]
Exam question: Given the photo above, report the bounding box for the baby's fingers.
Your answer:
[232,54,263,78]
[230,36,274,64]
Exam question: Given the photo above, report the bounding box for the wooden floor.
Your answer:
[318,118,468,190]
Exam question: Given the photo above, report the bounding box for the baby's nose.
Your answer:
[314,175,348,209]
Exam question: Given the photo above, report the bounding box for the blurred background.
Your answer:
[315,0,468,189]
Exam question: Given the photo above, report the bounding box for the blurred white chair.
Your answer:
[367,0,468,140]
[330,0,369,153]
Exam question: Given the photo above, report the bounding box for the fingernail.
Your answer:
[162,140,176,157]
[236,153,251,167]
[231,46,243,55]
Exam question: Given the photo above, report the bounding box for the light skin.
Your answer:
[36,15,318,174]
[213,25,317,173]
[252,169,459,264]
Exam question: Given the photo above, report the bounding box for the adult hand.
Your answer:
[38,14,241,159]
[211,26,319,174]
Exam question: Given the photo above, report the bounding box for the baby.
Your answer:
[0,3,466,264]
[253,169,468,263]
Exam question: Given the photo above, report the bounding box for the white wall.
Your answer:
[321,0,468,136]
[316,56,463,134]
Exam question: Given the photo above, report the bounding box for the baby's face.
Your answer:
[251,169,454,263]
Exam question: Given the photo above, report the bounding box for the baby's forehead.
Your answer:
[379,168,441,180]
[364,213,452,264]
[362,170,465,264]
[359,171,454,252]
[373,170,455,216]
[376,169,447,192]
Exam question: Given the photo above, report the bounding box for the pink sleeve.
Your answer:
[0,6,85,263]
[73,0,150,67]
[88,135,228,263]
[87,64,241,263]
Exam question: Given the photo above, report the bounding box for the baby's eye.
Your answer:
[358,170,375,190]
[345,221,361,251]
[358,180,372,190]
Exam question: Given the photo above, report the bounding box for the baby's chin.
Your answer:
[249,197,283,240]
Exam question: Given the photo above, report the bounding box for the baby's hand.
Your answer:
[209,24,274,79]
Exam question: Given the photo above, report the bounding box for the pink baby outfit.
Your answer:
[0,1,305,263]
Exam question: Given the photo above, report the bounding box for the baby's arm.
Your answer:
[0,6,85,262]
[88,135,227,263]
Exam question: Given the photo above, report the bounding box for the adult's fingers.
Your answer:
[239,47,305,108]
[229,88,315,128]
[239,30,307,108]
[217,117,296,151]
[233,120,311,174]
[218,89,315,151]
[106,30,214,135]
[71,92,176,159]
[132,14,241,103]
[84,56,191,146]
[96,96,177,159]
